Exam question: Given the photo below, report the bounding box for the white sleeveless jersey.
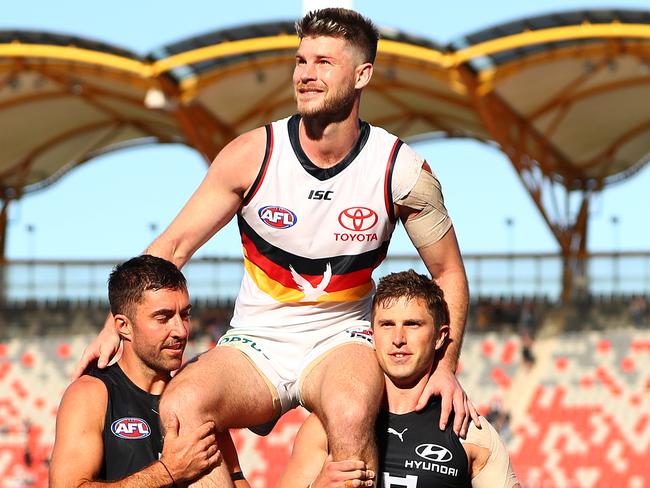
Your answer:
[232,115,423,331]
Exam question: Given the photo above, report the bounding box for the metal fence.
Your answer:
[2,251,649,303]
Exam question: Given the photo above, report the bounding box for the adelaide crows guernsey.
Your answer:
[376,398,471,487]
[87,365,163,481]
[233,114,422,331]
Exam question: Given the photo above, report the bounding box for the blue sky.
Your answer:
[4,0,649,260]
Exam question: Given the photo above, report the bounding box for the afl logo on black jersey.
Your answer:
[415,443,453,462]
[111,417,151,439]
[259,206,297,229]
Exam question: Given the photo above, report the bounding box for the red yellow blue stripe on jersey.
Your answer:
[237,214,389,303]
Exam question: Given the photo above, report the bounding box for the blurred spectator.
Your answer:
[520,331,535,368]
[519,300,536,330]
[629,296,647,326]
[475,300,492,330]
[474,298,522,331]
[519,300,536,368]
[24,441,32,468]
[485,397,512,444]
[200,306,231,342]
[206,317,229,342]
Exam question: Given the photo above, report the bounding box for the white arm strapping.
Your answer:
[396,168,452,249]
[464,416,520,488]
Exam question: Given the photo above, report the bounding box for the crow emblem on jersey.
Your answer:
[258,205,297,229]
[111,417,151,439]
[290,263,332,301]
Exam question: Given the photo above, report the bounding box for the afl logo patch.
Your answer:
[259,206,297,229]
[111,417,151,439]
[338,207,378,232]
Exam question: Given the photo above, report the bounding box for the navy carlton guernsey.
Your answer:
[376,397,471,488]
[87,365,163,481]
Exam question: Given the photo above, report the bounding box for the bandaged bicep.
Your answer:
[464,416,520,488]
[396,168,452,249]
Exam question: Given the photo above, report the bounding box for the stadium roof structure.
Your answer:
[1,9,650,299]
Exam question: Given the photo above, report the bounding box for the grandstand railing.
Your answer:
[1,251,649,303]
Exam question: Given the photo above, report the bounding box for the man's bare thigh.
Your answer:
[300,343,383,414]
[162,346,277,431]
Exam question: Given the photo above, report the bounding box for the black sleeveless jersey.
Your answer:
[87,365,163,481]
[376,398,471,488]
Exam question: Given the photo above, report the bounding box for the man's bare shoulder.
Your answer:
[219,127,266,159]
[59,374,108,417]
[51,374,109,486]
[208,126,268,194]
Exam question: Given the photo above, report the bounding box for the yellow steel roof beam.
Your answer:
[151,36,447,76]
[0,35,448,82]
[377,39,446,66]
[151,35,299,76]
[477,41,650,87]
[0,43,150,76]
[450,23,650,67]
[3,25,649,79]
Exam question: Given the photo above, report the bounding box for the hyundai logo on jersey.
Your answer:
[415,443,453,462]
[111,417,151,439]
[258,206,297,229]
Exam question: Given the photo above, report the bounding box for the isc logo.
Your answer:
[111,417,151,439]
[308,190,333,200]
[258,206,297,229]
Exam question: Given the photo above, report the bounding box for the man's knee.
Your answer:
[324,392,379,435]
[318,359,383,431]
[160,372,225,432]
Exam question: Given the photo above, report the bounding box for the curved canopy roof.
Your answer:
[0,30,179,195]
[450,9,650,187]
[1,9,649,198]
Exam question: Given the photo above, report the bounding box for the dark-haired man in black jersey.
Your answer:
[280,270,520,488]
[50,255,246,487]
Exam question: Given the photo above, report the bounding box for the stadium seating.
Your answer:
[505,329,650,487]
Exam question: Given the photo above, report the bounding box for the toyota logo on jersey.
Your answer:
[259,206,297,229]
[111,417,151,439]
[338,207,378,232]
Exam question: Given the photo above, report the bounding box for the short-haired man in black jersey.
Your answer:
[50,255,246,487]
[280,270,520,488]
